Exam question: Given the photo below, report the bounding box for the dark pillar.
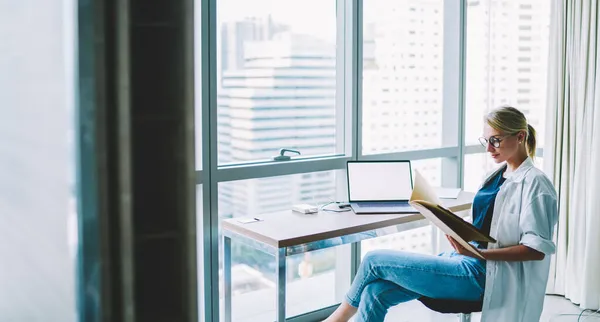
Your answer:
[76,0,196,321]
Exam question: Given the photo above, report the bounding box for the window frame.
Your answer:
[197,0,545,321]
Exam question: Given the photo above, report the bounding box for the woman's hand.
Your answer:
[446,235,483,259]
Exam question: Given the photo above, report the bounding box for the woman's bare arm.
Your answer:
[480,244,544,261]
[447,236,545,261]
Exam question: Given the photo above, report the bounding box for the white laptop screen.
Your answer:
[347,161,413,202]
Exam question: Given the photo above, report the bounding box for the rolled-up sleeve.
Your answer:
[519,193,558,255]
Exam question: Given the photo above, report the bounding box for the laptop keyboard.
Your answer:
[357,202,410,208]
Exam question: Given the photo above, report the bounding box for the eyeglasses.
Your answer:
[478,135,511,148]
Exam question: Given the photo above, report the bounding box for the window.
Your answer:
[218,170,350,320]
[196,185,204,317]
[464,154,499,193]
[217,0,341,165]
[195,1,203,170]
[362,0,445,155]
[412,158,443,187]
[465,0,550,148]
[196,1,554,320]
[362,225,433,257]
[517,99,531,105]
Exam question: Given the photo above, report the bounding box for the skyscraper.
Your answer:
[218,28,338,217]
[362,0,444,155]
[465,0,550,141]
[464,0,550,191]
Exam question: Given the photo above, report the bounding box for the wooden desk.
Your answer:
[222,191,475,322]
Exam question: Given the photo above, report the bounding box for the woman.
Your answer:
[324,106,558,322]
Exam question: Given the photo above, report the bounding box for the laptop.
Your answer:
[347,160,418,214]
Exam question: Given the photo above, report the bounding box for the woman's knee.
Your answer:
[362,249,391,266]
[361,249,414,271]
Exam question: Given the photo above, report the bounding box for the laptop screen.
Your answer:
[347,161,413,202]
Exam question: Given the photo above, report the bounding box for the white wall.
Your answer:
[0,0,76,320]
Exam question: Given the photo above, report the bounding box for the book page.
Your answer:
[410,171,496,243]
[410,169,442,205]
[409,169,493,258]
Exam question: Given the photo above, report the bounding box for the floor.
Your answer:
[384,294,595,322]
[227,269,599,322]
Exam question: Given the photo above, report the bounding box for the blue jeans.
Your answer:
[346,250,486,322]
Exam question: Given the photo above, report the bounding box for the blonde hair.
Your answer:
[485,106,537,158]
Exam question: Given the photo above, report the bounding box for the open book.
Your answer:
[409,170,495,259]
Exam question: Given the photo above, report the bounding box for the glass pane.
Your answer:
[465,0,551,147]
[194,0,203,171]
[412,158,443,187]
[362,1,445,155]
[362,226,433,257]
[218,170,350,321]
[534,156,544,170]
[217,0,341,165]
[0,0,77,320]
[463,153,500,193]
[196,185,204,321]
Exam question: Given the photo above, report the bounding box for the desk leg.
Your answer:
[350,242,361,280]
[276,248,286,322]
[224,235,232,322]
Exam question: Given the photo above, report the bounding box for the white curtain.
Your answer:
[545,0,600,310]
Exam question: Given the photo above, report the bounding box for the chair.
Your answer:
[418,297,483,322]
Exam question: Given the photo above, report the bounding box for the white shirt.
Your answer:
[480,157,558,322]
